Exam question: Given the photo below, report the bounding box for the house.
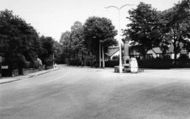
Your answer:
[106,43,190,61]
[106,45,142,61]
[146,45,188,59]
[147,47,163,58]
[105,46,119,60]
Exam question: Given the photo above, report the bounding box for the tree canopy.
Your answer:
[160,0,190,60]
[59,21,91,65]
[0,9,40,72]
[83,17,117,59]
[125,0,190,60]
[0,9,61,74]
[125,2,163,55]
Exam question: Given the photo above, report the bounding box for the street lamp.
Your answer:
[105,4,135,73]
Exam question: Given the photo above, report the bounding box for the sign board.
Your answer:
[1,65,8,69]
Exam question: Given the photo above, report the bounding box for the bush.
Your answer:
[105,60,119,67]
[68,59,81,66]
[44,56,53,69]
[138,58,173,69]
[174,59,190,68]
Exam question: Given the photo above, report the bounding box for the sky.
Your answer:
[0,0,180,41]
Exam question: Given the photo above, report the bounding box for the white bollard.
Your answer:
[130,58,138,73]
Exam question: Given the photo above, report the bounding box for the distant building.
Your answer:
[106,43,190,61]
[147,47,163,58]
[146,44,189,59]
[105,46,119,60]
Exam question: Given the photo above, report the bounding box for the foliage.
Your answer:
[161,0,190,62]
[83,17,117,60]
[125,0,190,65]
[39,36,54,66]
[0,9,40,74]
[60,21,94,66]
[60,31,71,46]
[53,40,63,63]
[138,58,173,69]
[125,2,163,56]
[105,60,119,67]
[0,9,64,76]
[59,31,71,63]
[70,21,86,61]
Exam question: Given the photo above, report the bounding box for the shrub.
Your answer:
[105,60,119,67]
[174,59,190,68]
[138,58,173,69]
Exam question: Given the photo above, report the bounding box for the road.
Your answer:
[0,66,190,119]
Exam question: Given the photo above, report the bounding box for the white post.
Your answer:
[118,10,123,73]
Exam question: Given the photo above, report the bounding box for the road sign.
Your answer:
[1,65,8,69]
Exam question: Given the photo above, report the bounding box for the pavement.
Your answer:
[0,67,59,84]
[1,66,190,119]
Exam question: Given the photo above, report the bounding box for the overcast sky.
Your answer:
[0,0,179,41]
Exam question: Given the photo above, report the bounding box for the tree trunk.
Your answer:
[102,45,105,68]
[18,61,24,75]
[81,51,84,66]
[18,67,23,75]
[99,42,102,68]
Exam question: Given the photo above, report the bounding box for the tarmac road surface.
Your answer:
[0,66,190,119]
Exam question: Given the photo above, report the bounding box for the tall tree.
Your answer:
[161,0,190,63]
[60,31,71,46]
[125,2,163,56]
[39,36,54,67]
[60,21,90,65]
[53,40,63,64]
[70,21,88,65]
[59,31,71,62]
[83,17,117,66]
[0,9,39,75]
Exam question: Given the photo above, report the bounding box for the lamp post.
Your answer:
[105,4,135,73]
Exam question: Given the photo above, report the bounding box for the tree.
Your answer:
[53,40,63,64]
[0,9,39,75]
[125,2,163,56]
[60,21,91,65]
[70,21,89,65]
[59,31,71,63]
[39,36,54,68]
[60,31,71,46]
[70,21,83,60]
[83,17,117,67]
[161,0,190,63]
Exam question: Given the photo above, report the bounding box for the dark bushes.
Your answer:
[105,60,119,67]
[138,58,173,69]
